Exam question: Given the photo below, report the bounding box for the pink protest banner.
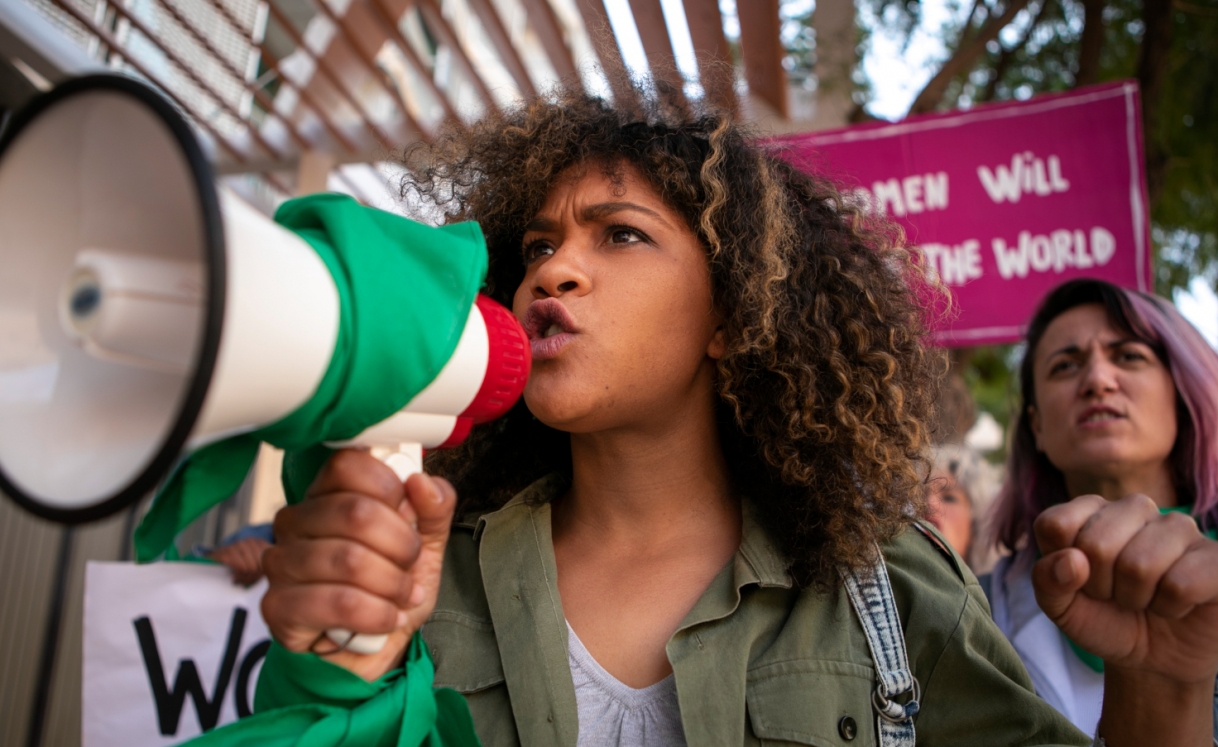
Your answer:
[770,81,1153,346]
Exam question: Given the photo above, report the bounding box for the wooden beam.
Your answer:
[518,0,579,86]
[416,0,499,112]
[296,149,336,194]
[46,0,292,194]
[681,0,735,112]
[737,0,786,118]
[465,0,538,97]
[573,0,636,108]
[626,0,688,108]
[202,0,365,153]
[98,0,291,160]
[212,149,388,175]
[263,0,399,151]
[810,0,856,127]
[363,0,459,124]
[309,0,428,138]
[153,0,315,153]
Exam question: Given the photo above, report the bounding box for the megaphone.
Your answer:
[0,76,530,635]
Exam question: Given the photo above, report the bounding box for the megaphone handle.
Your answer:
[325,442,423,655]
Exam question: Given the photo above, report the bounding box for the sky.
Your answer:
[859,0,972,120]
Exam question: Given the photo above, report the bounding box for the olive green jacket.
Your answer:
[420,475,1091,747]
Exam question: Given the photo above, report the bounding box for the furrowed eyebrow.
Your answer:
[580,201,670,227]
[1045,344,1082,360]
[523,216,558,234]
[523,201,673,234]
[1045,338,1140,360]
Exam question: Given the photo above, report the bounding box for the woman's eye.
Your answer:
[944,489,970,507]
[607,227,644,245]
[1048,359,1077,376]
[522,241,555,265]
[1117,348,1149,364]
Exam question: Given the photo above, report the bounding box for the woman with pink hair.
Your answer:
[987,277,1218,736]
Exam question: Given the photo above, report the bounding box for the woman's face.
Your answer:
[512,161,723,433]
[1029,303,1178,487]
[926,471,973,556]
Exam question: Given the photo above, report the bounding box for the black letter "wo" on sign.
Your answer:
[134,607,248,735]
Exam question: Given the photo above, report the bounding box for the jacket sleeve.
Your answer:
[883,527,1091,747]
[174,633,481,747]
[914,584,1092,747]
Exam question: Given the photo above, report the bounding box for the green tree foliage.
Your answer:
[1151,3,1218,291]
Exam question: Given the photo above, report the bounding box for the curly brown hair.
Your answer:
[411,85,943,589]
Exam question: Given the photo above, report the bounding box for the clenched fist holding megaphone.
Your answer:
[0,75,529,655]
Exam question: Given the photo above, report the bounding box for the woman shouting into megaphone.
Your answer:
[243,84,1218,747]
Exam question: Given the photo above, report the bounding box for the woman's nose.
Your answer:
[1079,356,1119,397]
[531,244,590,298]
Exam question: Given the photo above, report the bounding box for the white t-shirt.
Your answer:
[566,622,687,747]
[990,550,1105,735]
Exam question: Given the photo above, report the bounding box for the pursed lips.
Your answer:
[524,298,579,361]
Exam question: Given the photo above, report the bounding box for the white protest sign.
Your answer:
[83,561,272,747]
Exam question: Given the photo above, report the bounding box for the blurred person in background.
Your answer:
[205,523,273,586]
[926,447,974,555]
[928,443,1002,572]
[986,277,1218,735]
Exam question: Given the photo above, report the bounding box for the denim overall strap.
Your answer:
[842,550,919,747]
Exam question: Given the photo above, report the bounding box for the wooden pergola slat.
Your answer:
[102,0,290,161]
[363,0,460,125]
[573,0,636,108]
[415,0,499,114]
[464,0,538,98]
[263,0,399,151]
[308,0,427,140]
[153,0,316,153]
[681,0,735,113]
[202,0,364,153]
[46,0,292,194]
[626,0,688,108]
[518,0,579,86]
[737,0,787,117]
[40,0,797,196]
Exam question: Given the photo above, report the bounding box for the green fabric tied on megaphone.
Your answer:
[133,193,489,562]
[179,633,479,747]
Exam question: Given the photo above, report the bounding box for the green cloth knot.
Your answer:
[178,633,480,746]
[134,194,488,561]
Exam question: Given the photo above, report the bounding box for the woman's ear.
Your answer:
[1028,405,1043,451]
[707,324,726,360]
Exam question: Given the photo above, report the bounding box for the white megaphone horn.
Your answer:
[0,75,529,550]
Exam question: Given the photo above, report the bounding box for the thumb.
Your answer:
[1032,548,1091,623]
[400,475,456,618]
[403,474,457,545]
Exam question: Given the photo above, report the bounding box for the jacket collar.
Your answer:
[471,474,793,747]
[738,500,793,588]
